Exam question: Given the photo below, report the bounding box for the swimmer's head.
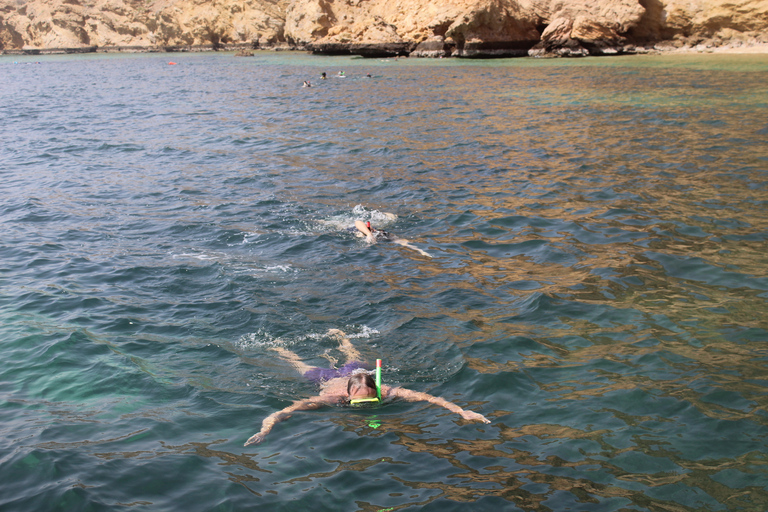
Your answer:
[348,372,377,399]
[366,221,372,230]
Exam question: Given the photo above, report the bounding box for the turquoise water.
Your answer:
[1,51,768,511]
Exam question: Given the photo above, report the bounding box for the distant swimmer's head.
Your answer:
[366,221,372,230]
[348,372,378,402]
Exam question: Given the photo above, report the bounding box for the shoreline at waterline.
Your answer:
[3,40,768,58]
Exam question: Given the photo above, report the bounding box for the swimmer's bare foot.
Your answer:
[328,329,362,362]
[320,348,338,367]
[268,338,289,355]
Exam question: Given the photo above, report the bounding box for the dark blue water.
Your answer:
[2,51,768,511]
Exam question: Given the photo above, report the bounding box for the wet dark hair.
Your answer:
[347,372,376,396]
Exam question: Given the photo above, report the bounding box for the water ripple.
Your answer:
[1,52,767,511]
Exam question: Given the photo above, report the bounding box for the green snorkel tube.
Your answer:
[369,359,382,428]
[349,359,382,406]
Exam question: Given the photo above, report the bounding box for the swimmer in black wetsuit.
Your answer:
[244,329,489,446]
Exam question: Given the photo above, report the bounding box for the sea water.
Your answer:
[1,51,767,511]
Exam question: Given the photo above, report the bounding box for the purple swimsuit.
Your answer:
[304,361,368,384]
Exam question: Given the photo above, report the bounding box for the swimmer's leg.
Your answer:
[327,329,362,364]
[271,342,314,376]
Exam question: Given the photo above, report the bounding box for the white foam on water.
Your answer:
[347,325,380,339]
[236,329,307,350]
[315,205,398,233]
[241,231,264,244]
[171,251,227,262]
[261,264,294,273]
[239,325,380,351]
[232,262,297,275]
[352,204,398,228]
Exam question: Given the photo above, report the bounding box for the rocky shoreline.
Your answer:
[4,39,767,59]
[2,0,767,59]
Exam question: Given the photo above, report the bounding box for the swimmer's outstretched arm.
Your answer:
[393,239,432,258]
[355,220,376,244]
[386,387,490,424]
[244,396,330,446]
[354,220,371,236]
[354,220,375,243]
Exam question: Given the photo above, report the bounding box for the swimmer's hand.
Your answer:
[244,432,267,446]
[460,410,491,424]
[390,388,490,424]
[245,397,328,447]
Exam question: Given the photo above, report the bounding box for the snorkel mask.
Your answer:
[350,359,382,406]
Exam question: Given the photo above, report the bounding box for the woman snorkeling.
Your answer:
[245,329,489,446]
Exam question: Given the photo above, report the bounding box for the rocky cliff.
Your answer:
[2,0,767,56]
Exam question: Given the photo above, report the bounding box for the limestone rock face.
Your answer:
[445,0,541,56]
[527,0,646,56]
[1,0,767,55]
[1,0,289,49]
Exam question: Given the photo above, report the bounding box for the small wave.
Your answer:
[171,251,295,275]
[96,142,144,152]
[171,251,224,262]
[242,231,262,244]
[261,264,294,273]
[230,262,299,277]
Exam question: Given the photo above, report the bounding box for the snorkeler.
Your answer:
[354,219,432,258]
[244,329,489,446]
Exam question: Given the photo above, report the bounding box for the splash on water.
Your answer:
[346,325,381,339]
[314,204,398,233]
[238,325,379,351]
